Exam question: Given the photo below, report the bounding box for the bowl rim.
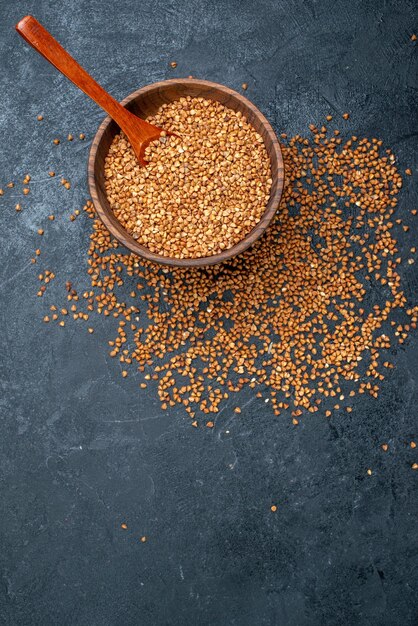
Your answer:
[87,78,284,267]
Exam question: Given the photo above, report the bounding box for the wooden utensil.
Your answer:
[15,15,168,165]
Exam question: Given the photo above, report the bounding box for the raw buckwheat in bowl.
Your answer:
[88,79,284,267]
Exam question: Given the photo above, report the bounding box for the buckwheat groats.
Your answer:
[104,96,272,259]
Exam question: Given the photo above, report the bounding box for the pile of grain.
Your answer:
[104,96,272,259]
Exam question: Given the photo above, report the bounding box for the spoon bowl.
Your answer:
[88,78,284,267]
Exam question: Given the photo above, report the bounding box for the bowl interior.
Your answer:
[88,79,284,267]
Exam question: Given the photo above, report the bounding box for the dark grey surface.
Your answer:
[1,1,418,624]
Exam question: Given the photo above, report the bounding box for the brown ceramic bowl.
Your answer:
[88,78,284,267]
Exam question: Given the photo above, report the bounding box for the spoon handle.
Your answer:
[16,16,133,128]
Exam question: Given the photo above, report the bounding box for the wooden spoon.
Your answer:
[16,15,171,165]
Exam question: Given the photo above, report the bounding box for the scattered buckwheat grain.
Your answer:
[37,121,418,424]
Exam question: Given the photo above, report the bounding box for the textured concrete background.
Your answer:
[1,0,418,624]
